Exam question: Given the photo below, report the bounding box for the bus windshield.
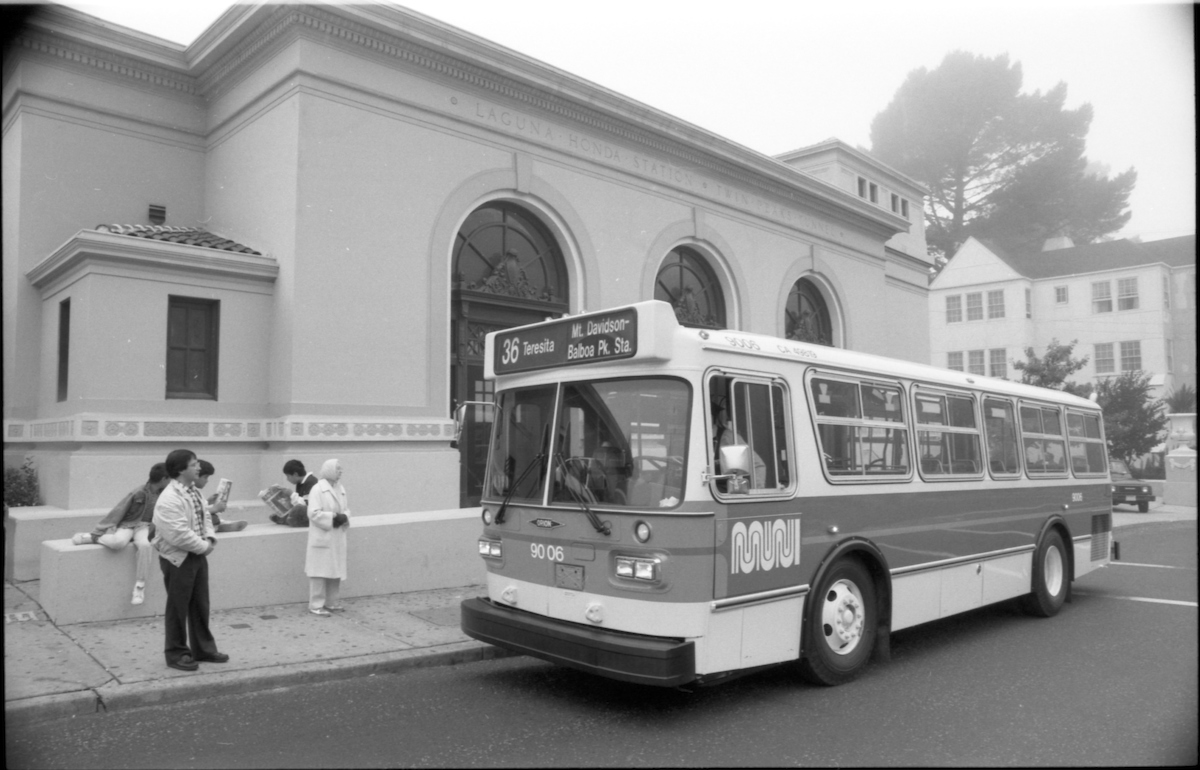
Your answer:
[485,378,690,509]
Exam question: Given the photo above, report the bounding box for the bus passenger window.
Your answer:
[810,375,909,480]
[915,391,981,478]
[1020,404,1067,476]
[1067,411,1106,475]
[984,399,1020,476]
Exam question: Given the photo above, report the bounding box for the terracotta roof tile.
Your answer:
[95,224,262,255]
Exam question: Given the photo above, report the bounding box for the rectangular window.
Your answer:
[810,375,909,479]
[857,177,867,198]
[1094,343,1115,374]
[869,183,878,204]
[710,376,792,495]
[967,350,985,375]
[901,199,909,218]
[1163,274,1171,309]
[1067,410,1106,476]
[1117,277,1139,311]
[890,193,899,213]
[1020,403,1067,476]
[1092,281,1112,313]
[166,296,220,400]
[57,299,70,402]
[1120,340,1141,371]
[989,348,1007,379]
[915,390,982,477]
[987,290,1005,319]
[945,295,962,323]
[1055,286,1069,304]
[1025,288,1032,319]
[983,398,1020,476]
[947,352,963,371]
[966,293,983,321]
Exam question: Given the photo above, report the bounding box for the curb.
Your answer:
[6,640,516,725]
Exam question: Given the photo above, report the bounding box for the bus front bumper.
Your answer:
[460,597,696,687]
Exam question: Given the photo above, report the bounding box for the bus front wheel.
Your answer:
[799,558,877,686]
[1020,529,1068,618]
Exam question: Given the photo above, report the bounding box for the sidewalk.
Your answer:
[6,503,1195,725]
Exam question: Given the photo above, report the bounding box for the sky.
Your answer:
[52,0,1196,243]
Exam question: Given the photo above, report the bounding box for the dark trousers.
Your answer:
[159,552,218,663]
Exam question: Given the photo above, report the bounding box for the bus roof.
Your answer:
[486,300,1100,410]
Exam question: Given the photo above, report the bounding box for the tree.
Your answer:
[870,51,1136,259]
[1095,371,1168,466]
[1163,383,1196,414]
[1012,339,1089,390]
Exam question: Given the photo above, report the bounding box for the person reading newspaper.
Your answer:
[197,460,246,532]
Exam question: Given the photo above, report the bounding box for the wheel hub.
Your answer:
[822,580,865,655]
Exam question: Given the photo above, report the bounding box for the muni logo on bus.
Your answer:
[730,518,801,574]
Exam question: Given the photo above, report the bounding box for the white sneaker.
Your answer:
[72,532,93,546]
[131,583,145,605]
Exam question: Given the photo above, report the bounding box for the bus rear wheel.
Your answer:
[799,558,877,686]
[1020,529,1068,618]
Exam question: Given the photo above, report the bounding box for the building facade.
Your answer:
[3,3,930,513]
[929,235,1196,396]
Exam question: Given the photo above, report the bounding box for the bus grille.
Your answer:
[1091,513,1112,561]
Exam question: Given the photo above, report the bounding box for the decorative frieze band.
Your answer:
[3,416,455,444]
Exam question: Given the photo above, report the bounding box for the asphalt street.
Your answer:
[7,521,1195,769]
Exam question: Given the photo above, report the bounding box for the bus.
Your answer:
[459,300,1117,687]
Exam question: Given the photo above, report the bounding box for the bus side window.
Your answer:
[712,375,792,495]
[983,398,1020,476]
[1020,403,1067,477]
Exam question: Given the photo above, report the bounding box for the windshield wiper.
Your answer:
[553,453,612,536]
[494,453,544,525]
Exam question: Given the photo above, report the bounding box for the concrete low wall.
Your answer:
[5,500,269,582]
[38,508,488,625]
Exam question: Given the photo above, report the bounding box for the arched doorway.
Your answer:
[654,246,726,329]
[784,277,833,346]
[451,203,569,507]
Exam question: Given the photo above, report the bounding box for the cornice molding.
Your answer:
[27,230,279,294]
[14,27,197,96]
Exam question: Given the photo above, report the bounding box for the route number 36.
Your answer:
[531,543,564,562]
[501,337,520,365]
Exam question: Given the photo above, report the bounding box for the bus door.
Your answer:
[706,371,803,601]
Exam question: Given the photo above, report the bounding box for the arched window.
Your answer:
[785,278,833,346]
[453,204,566,303]
[451,203,568,507]
[654,247,726,329]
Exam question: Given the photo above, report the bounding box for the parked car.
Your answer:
[1110,458,1156,513]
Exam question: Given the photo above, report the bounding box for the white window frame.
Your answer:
[945,295,962,324]
[1055,286,1069,304]
[947,352,964,371]
[1092,281,1112,313]
[989,348,1007,379]
[1094,343,1115,374]
[1117,277,1139,311]
[987,289,1005,319]
[966,292,983,321]
[1120,340,1141,371]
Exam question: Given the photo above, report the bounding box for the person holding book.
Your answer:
[197,459,247,533]
[306,459,351,616]
[71,462,169,605]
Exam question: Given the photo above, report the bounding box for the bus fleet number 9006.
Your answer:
[531,543,565,562]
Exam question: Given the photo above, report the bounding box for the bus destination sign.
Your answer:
[494,308,638,375]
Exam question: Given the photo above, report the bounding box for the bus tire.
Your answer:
[1020,529,1068,618]
[799,557,877,686]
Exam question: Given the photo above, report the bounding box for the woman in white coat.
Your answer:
[306,459,350,616]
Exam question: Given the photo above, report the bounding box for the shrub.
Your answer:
[3,456,41,507]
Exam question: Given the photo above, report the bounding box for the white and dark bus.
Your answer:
[460,300,1117,687]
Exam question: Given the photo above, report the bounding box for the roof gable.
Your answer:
[931,237,1022,289]
[991,235,1196,279]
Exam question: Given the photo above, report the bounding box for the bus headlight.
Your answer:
[615,556,660,582]
[478,538,502,559]
[481,508,494,525]
[634,521,652,543]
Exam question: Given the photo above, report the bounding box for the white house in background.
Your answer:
[928,235,1196,397]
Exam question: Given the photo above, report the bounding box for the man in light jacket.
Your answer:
[152,448,230,672]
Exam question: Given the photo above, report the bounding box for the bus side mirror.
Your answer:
[720,445,752,494]
[453,401,494,447]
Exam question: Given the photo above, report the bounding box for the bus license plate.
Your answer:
[555,563,583,590]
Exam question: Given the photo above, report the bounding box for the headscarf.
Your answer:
[319,458,341,484]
